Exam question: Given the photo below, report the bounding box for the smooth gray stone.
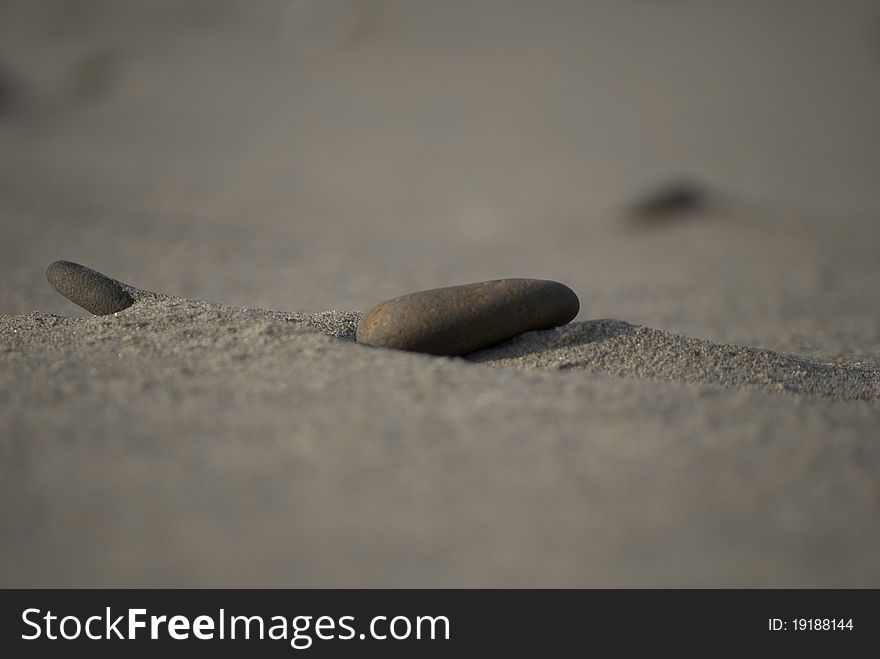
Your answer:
[46,260,135,315]
[357,279,580,356]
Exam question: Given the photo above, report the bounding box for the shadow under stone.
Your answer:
[466,319,638,362]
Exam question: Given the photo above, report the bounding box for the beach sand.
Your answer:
[1,0,879,586]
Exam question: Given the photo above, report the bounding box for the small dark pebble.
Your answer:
[46,260,135,315]
[628,179,711,222]
[357,279,580,356]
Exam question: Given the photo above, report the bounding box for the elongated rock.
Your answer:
[46,260,135,315]
[356,279,579,356]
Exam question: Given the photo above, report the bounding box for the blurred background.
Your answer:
[1,0,879,359]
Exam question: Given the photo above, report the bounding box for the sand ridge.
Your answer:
[471,320,880,402]
[3,294,877,402]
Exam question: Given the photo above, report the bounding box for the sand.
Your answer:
[1,1,879,587]
[2,291,878,587]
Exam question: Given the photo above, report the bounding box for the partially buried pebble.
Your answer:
[46,260,135,315]
[356,279,580,356]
